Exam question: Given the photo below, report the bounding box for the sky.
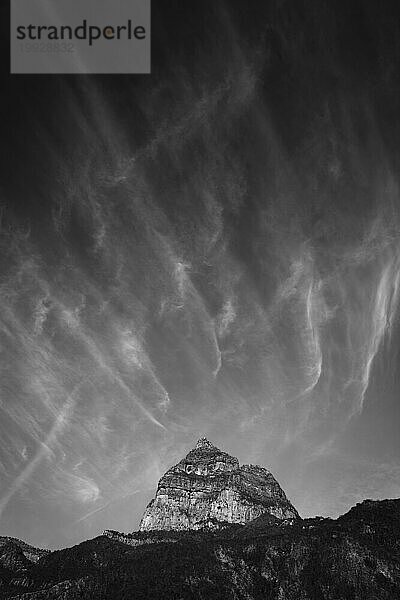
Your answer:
[0,0,400,549]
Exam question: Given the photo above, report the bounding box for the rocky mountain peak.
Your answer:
[139,439,299,531]
[195,437,215,450]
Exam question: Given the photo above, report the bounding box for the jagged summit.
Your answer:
[195,437,215,450]
[139,438,299,531]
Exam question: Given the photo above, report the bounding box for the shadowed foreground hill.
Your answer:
[1,499,400,599]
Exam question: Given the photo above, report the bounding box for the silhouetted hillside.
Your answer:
[1,499,400,599]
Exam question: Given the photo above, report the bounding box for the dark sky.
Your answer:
[0,0,400,549]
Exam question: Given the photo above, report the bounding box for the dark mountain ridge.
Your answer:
[1,499,400,599]
[1,441,399,598]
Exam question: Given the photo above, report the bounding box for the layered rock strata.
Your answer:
[139,437,299,531]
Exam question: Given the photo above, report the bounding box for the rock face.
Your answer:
[139,438,299,531]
